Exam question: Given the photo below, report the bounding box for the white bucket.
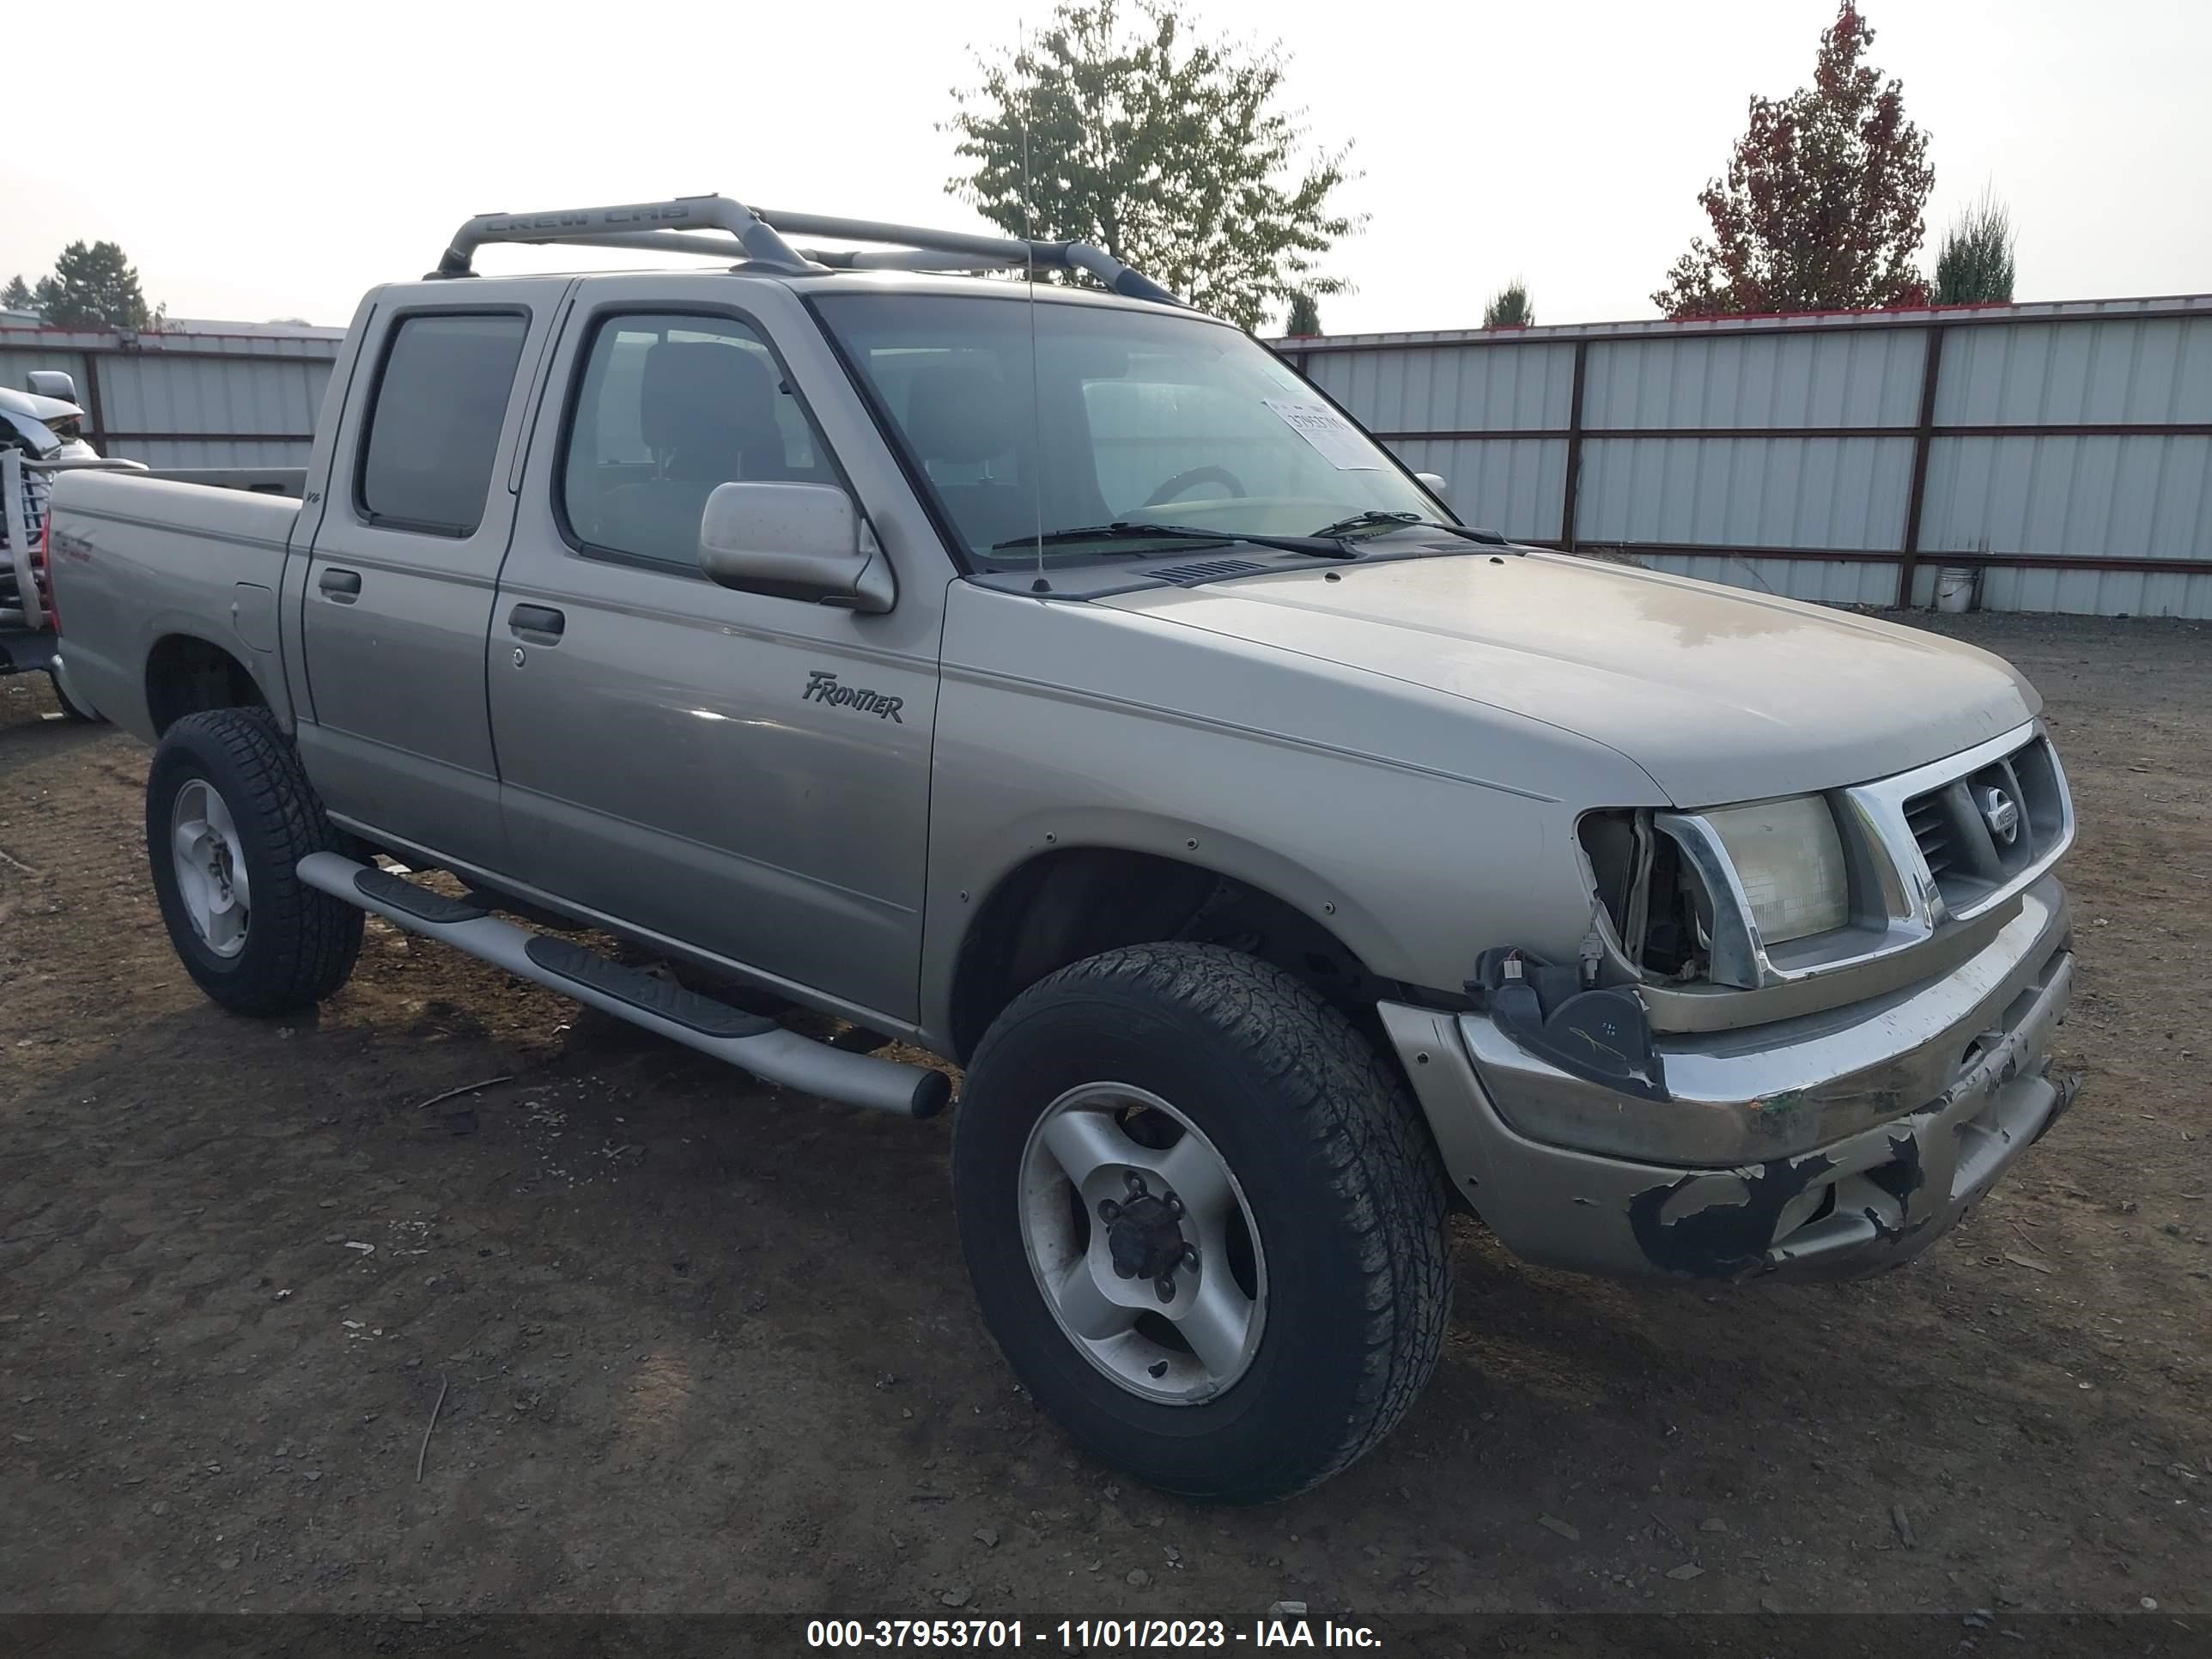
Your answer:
[1935,567,1978,613]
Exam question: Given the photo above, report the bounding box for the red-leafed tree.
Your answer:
[1654,5,1934,319]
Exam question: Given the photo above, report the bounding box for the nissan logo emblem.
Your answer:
[1978,784,2021,847]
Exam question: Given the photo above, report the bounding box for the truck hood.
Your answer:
[0,385,85,425]
[1094,549,2039,805]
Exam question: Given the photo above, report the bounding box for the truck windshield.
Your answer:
[811,292,1440,569]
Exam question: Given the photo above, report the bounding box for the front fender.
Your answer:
[920,805,1407,1048]
[917,583,1672,1053]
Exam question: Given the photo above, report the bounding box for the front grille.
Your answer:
[1906,795,1957,881]
[1900,735,2066,913]
[0,461,48,553]
[0,463,46,623]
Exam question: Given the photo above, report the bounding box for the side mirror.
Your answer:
[697,482,894,613]
[26,371,77,404]
[1414,471,1451,506]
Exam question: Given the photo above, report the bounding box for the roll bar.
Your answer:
[428,194,1184,307]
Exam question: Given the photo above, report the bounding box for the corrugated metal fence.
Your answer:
[1279,295,2212,618]
[0,319,342,471]
[11,303,2209,618]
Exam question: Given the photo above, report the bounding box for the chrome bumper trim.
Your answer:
[1472,876,2070,1166]
[1379,873,2078,1283]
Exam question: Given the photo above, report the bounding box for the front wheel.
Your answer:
[954,944,1452,1503]
[145,708,362,1017]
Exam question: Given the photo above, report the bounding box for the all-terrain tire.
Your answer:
[954,943,1452,1504]
[145,708,362,1017]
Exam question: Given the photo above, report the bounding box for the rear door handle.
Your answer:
[318,568,362,601]
[508,604,565,641]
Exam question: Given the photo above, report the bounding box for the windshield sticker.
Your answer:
[1263,399,1381,471]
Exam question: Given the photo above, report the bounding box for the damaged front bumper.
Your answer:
[1381,875,2077,1281]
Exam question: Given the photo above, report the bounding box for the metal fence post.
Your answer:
[1894,324,1947,609]
[1560,339,1589,550]
[79,351,109,455]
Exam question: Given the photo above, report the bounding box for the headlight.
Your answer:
[1700,795,1849,944]
[1580,796,1853,990]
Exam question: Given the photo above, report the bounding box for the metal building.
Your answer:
[1277,295,2212,619]
[0,317,342,474]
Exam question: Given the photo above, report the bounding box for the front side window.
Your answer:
[561,312,834,569]
[811,292,1437,569]
[358,312,529,536]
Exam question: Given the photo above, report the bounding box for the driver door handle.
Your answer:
[317,567,362,601]
[508,604,565,641]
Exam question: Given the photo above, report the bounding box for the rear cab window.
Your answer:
[356,312,531,536]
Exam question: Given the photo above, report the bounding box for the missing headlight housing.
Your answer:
[1578,811,1711,981]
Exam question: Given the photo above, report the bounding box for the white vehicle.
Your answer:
[2,374,121,718]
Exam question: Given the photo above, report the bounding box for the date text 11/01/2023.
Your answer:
[805,1618,1382,1649]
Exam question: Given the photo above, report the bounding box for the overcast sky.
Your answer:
[3,0,2204,335]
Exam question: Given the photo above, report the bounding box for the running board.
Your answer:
[296,852,950,1119]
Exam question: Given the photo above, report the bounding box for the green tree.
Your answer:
[1,275,33,312]
[1654,4,1932,318]
[31,240,155,330]
[1283,291,1322,336]
[947,0,1359,331]
[1483,279,1534,328]
[1933,190,2016,305]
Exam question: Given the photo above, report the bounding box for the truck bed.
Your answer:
[46,471,301,741]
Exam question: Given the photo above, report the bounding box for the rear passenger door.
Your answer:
[489,278,945,1025]
[296,290,563,872]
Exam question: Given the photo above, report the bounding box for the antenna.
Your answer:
[1020,17,1047,586]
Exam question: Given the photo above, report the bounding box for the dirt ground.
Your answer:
[2,611,2206,1632]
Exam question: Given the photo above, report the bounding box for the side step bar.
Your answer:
[297,852,950,1119]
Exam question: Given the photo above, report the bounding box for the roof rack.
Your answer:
[430,195,1184,307]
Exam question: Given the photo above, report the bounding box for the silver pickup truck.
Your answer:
[48,196,2078,1503]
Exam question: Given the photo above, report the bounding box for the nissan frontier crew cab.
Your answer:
[46,196,2079,1504]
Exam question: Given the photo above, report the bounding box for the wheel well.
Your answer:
[145,635,265,736]
[947,847,1396,1062]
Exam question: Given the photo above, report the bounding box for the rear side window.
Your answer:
[358,312,529,536]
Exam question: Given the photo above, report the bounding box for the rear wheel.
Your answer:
[954,943,1452,1503]
[146,708,362,1016]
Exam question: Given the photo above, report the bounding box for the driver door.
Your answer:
[487,279,946,1024]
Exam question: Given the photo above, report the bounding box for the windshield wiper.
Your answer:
[991,521,1345,556]
[1308,509,1504,544]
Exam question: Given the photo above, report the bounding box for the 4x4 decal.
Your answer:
[802,669,903,723]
